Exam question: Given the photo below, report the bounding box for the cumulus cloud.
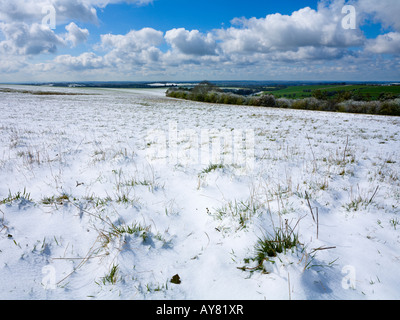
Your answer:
[54,52,105,70]
[0,22,65,55]
[366,32,400,54]
[100,28,164,68]
[355,0,400,31]
[0,55,27,73]
[64,22,89,47]
[101,28,163,52]
[0,0,154,26]
[0,0,98,25]
[0,21,90,56]
[217,3,364,58]
[268,46,348,62]
[165,28,217,56]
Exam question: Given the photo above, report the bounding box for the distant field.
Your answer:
[264,84,400,100]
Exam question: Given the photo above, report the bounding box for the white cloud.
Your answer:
[165,28,217,56]
[101,28,163,52]
[0,22,65,55]
[0,0,98,25]
[0,0,154,26]
[0,21,89,56]
[54,52,105,70]
[0,55,27,73]
[355,0,400,31]
[100,28,164,69]
[366,32,400,54]
[65,22,89,47]
[217,4,364,58]
[268,46,348,62]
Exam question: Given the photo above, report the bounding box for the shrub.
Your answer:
[379,100,400,116]
[258,94,276,107]
[166,88,189,99]
[246,96,263,106]
[292,99,308,110]
[275,98,292,108]
[204,91,219,103]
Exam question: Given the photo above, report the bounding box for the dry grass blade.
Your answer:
[305,191,316,223]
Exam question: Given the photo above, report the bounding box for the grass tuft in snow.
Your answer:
[100,264,119,285]
[109,221,171,248]
[199,163,225,175]
[209,199,262,232]
[1,188,33,205]
[343,185,379,212]
[240,220,300,273]
[255,227,299,260]
[41,193,71,206]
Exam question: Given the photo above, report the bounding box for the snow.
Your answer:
[0,84,399,300]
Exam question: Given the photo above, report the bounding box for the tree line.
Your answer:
[166,81,400,116]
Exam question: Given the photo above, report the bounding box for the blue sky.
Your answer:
[0,0,399,82]
[96,1,317,34]
[84,1,321,53]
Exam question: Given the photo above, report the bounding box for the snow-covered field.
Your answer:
[1,85,399,300]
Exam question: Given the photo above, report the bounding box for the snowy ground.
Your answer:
[0,85,399,300]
